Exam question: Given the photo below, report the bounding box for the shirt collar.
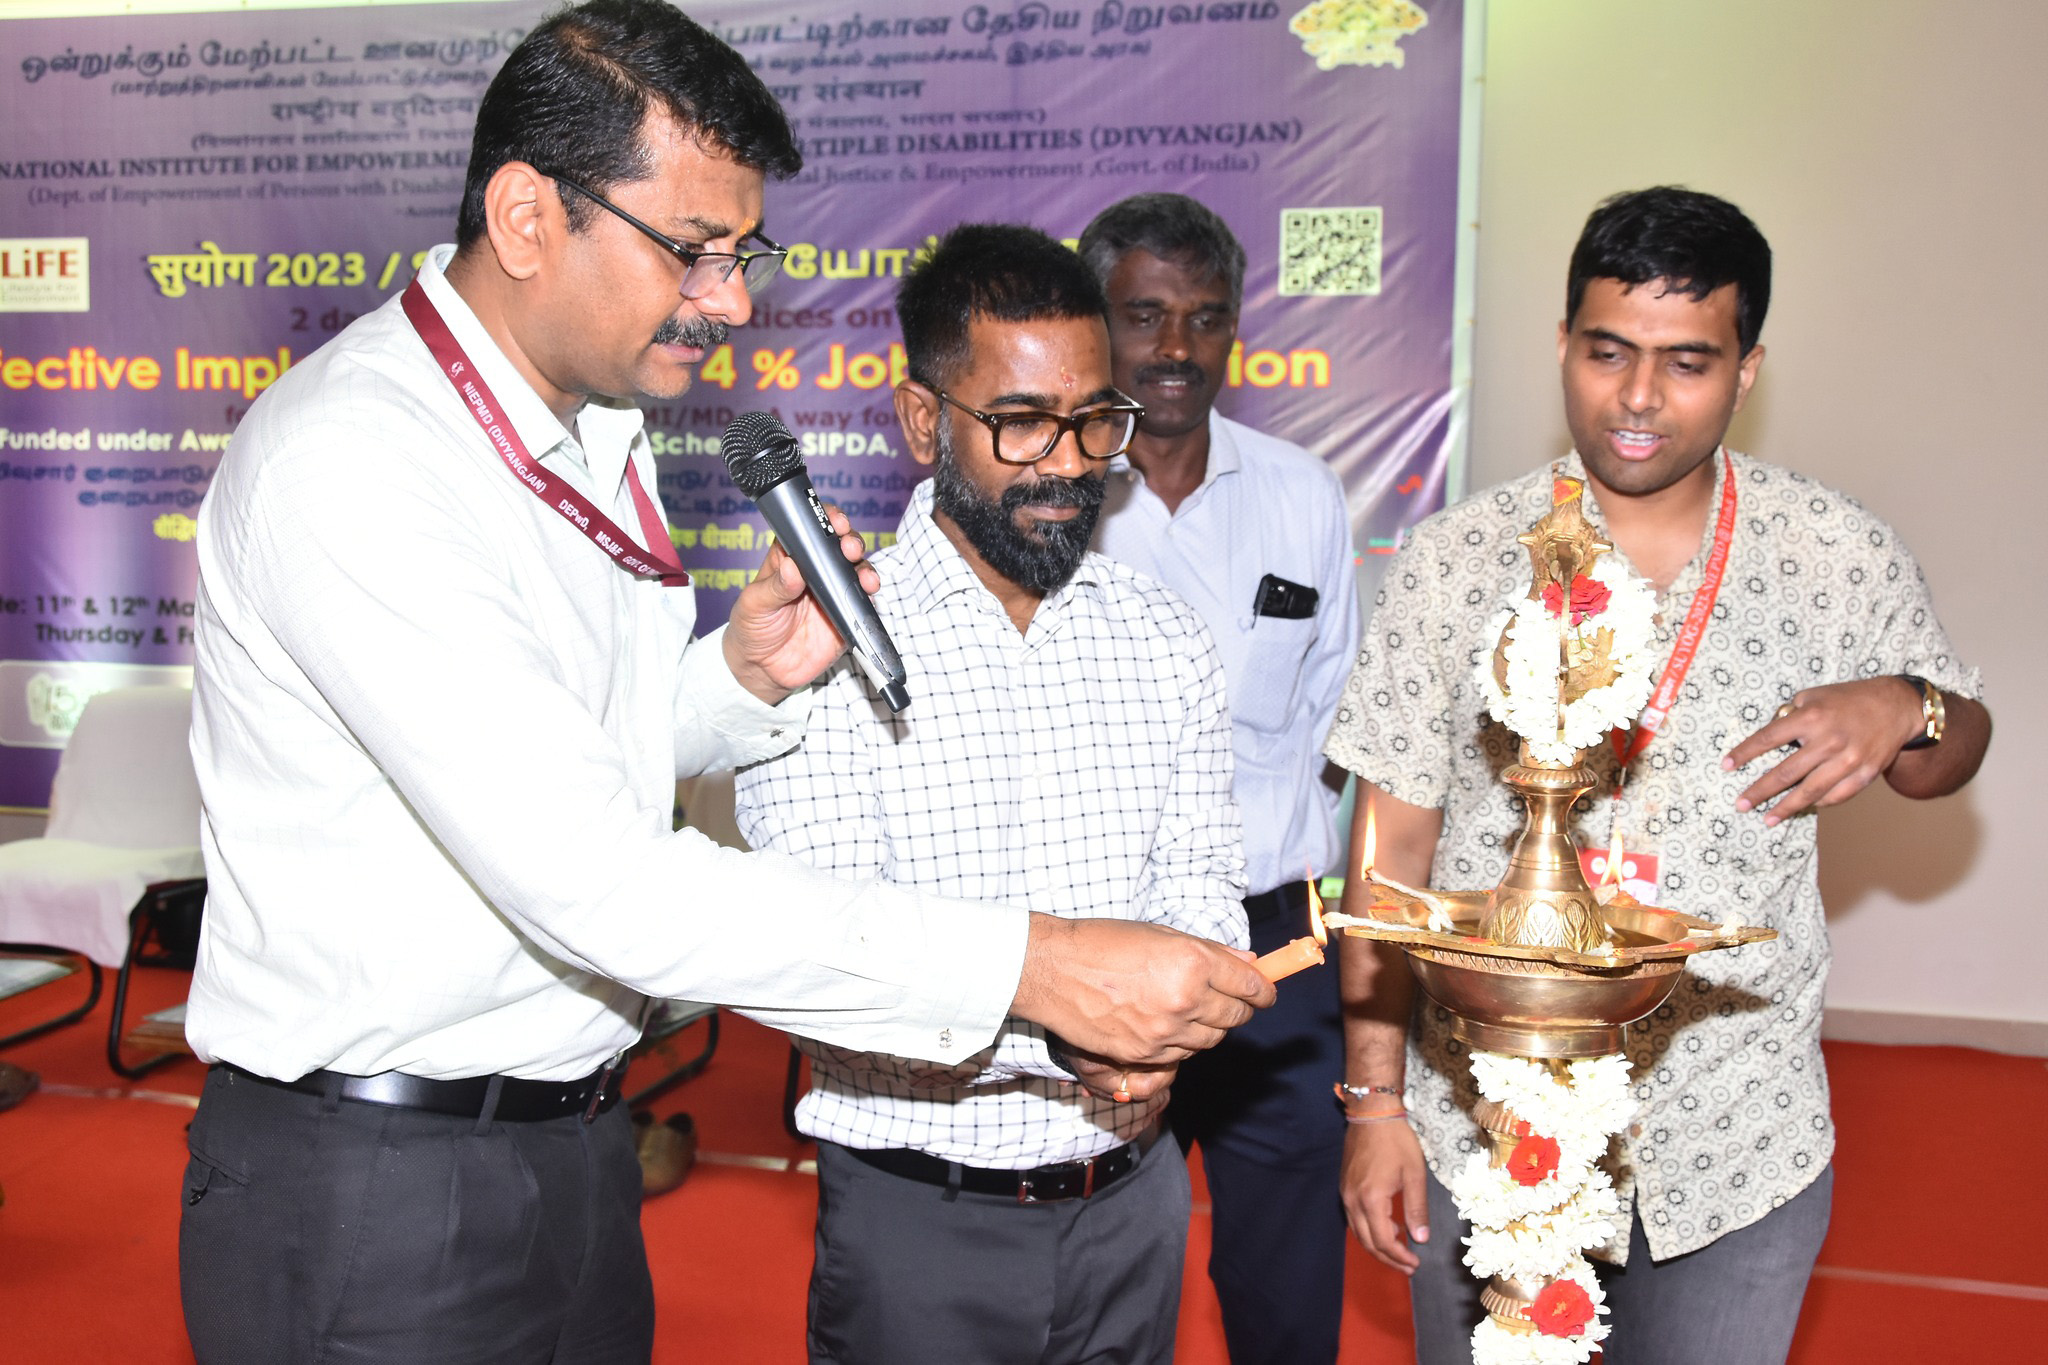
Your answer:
[413,245,643,493]
[1106,407,1242,505]
[1562,446,1733,600]
[891,479,1110,622]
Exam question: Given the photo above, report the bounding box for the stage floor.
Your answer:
[1,965,2041,1362]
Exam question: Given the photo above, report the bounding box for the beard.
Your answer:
[931,422,1104,595]
[652,314,729,349]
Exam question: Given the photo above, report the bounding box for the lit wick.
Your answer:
[1255,872,1329,983]
[1592,824,1636,907]
[1588,824,1627,956]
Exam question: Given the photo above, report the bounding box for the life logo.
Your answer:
[0,237,89,312]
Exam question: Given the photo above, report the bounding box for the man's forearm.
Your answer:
[1339,936,1415,1087]
[1335,785,1441,1090]
[1887,692,1991,799]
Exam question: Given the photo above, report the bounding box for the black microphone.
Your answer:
[721,411,910,713]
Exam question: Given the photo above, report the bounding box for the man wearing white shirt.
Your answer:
[1083,193,1361,1365]
[177,8,1272,1362]
[735,223,1249,1365]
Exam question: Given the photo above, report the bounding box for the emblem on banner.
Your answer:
[0,238,90,312]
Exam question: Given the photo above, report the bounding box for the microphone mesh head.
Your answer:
[722,411,802,497]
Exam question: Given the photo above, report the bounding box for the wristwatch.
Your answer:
[1898,674,1946,750]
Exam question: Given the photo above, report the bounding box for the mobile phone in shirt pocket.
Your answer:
[1234,575,1320,733]
[1252,573,1318,620]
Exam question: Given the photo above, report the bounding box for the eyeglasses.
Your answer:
[924,385,1146,465]
[541,171,786,300]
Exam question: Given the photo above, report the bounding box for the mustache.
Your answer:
[652,315,729,349]
[1002,473,1105,512]
[1134,360,1205,389]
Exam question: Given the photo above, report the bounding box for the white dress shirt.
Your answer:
[735,483,1247,1166]
[187,246,1028,1082]
[1094,411,1359,895]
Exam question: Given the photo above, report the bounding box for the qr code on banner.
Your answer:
[1279,207,1382,296]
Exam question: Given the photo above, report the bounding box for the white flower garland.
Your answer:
[1469,1053,1634,1166]
[1477,553,1659,765]
[1456,1051,1633,1365]
[1471,1263,1610,1365]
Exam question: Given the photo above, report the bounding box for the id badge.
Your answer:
[1580,846,1661,903]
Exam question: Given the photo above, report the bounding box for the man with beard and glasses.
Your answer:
[177,6,1273,1361]
[735,223,1251,1365]
[1081,193,1361,1365]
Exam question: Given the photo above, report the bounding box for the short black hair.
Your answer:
[1076,192,1247,308]
[897,224,1108,390]
[1567,187,1772,355]
[457,0,801,248]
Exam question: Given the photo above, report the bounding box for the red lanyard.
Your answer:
[401,278,689,587]
[1609,455,1739,784]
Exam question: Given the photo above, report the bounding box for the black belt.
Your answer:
[1245,879,1312,924]
[221,1059,626,1124]
[845,1122,1164,1204]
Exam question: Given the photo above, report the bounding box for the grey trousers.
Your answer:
[1410,1163,1833,1365]
[179,1064,654,1365]
[809,1133,1191,1365]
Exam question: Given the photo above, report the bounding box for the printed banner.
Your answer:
[0,0,1477,807]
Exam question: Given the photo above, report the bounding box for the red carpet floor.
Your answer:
[1,963,2043,1362]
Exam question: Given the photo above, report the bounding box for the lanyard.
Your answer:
[401,278,689,587]
[1608,454,1739,788]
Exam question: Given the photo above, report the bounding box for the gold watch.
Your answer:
[1899,674,1945,750]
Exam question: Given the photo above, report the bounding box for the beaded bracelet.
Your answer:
[1334,1081,1400,1103]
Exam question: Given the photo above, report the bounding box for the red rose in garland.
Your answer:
[1507,1133,1561,1186]
[1530,1278,1596,1337]
[1541,573,1612,625]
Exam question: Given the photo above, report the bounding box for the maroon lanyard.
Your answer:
[401,278,688,587]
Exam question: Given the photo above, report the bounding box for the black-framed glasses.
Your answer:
[541,171,786,300]
[924,384,1145,465]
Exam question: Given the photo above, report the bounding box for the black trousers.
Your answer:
[808,1134,1191,1365]
[179,1063,653,1365]
[1169,886,1349,1365]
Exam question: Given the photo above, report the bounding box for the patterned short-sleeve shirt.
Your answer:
[1324,450,1982,1261]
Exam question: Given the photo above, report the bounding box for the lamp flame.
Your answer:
[1360,794,1377,870]
[1307,870,1328,946]
[1600,824,1625,888]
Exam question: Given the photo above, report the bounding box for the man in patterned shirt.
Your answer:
[735,224,1249,1365]
[1324,187,1991,1364]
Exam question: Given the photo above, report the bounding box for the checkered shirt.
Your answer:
[735,480,1248,1167]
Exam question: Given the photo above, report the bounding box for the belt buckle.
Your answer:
[1017,1156,1095,1205]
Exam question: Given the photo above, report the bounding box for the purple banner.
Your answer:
[0,0,1474,807]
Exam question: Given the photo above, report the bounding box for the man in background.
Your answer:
[1327,186,1990,1363]
[1083,193,1361,1364]
[737,223,1249,1365]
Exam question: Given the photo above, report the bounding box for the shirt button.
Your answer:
[938,1028,954,1050]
